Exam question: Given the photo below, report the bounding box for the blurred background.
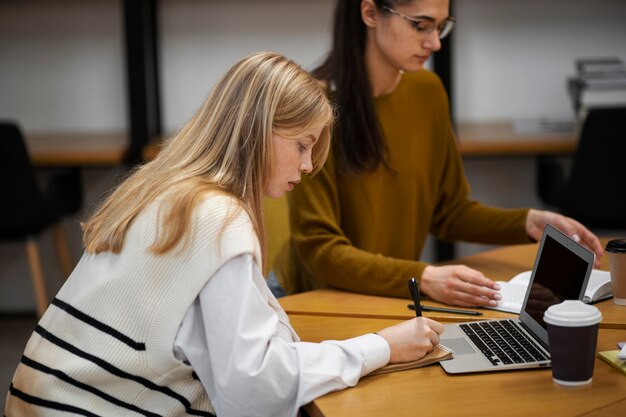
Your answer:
[1,0,625,313]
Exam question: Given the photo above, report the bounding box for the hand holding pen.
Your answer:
[374,278,445,363]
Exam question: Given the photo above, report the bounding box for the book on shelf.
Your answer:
[512,118,575,134]
[484,269,612,314]
[580,74,626,88]
[576,57,626,77]
[368,344,453,376]
[567,77,626,112]
[568,57,626,112]
[579,88,626,109]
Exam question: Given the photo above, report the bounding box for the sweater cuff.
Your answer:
[346,333,391,376]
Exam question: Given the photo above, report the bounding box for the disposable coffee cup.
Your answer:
[544,300,602,386]
[606,239,626,305]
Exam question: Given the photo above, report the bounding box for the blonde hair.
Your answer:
[83,52,333,268]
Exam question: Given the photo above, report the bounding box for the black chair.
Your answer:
[537,107,626,229]
[0,122,82,317]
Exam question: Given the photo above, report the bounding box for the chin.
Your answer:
[402,62,425,73]
[264,189,285,199]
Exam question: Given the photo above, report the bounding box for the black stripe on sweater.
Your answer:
[52,298,146,351]
[20,355,161,417]
[9,383,100,417]
[34,325,215,417]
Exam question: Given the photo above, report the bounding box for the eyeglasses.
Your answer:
[382,6,455,39]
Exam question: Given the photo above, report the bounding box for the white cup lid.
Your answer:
[543,300,602,327]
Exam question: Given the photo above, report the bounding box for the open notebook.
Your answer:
[488,269,612,314]
[368,344,453,376]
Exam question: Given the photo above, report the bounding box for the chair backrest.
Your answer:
[560,107,626,228]
[0,122,48,224]
[0,122,54,237]
[263,195,290,271]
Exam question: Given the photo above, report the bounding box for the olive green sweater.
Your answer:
[276,70,531,298]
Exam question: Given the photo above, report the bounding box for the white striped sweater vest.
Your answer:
[5,193,261,416]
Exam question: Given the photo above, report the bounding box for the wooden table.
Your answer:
[290,314,626,417]
[280,239,626,416]
[279,241,626,329]
[25,132,128,166]
[280,288,515,322]
[143,121,578,161]
[456,121,577,156]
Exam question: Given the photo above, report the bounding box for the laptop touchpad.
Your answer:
[442,338,476,355]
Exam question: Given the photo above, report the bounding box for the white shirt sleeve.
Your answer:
[173,253,390,417]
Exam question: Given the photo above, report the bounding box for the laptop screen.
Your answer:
[519,224,594,345]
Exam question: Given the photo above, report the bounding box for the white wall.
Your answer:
[159,0,335,132]
[453,0,626,123]
[0,0,335,134]
[1,0,624,311]
[3,0,625,133]
[0,0,126,133]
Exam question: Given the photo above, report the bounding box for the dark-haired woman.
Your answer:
[275,0,603,306]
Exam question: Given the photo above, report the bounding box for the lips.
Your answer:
[287,180,301,191]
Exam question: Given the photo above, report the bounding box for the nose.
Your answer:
[423,31,442,52]
[300,153,313,174]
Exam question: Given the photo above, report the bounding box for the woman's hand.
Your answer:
[419,265,502,307]
[525,209,603,267]
[376,317,445,363]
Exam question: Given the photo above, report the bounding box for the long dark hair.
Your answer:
[314,0,406,173]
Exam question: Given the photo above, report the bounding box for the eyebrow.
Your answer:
[410,14,453,25]
[411,15,436,22]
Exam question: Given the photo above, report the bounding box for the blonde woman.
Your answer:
[5,52,444,417]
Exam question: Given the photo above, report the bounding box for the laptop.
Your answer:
[439,224,595,374]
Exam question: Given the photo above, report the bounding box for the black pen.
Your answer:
[407,277,422,317]
[407,304,483,316]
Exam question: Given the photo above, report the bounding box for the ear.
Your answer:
[361,0,379,28]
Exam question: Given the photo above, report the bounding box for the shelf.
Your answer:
[142,121,578,164]
[456,122,577,157]
[26,132,128,166]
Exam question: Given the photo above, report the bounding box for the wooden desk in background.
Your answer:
[279,239,626,329]
[142,121,578,161]
[25,132,127,166]
[22,122,576,165]
[456,121,577,156]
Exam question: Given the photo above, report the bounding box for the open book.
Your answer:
[486,269,612,314]
[368,344,453,376]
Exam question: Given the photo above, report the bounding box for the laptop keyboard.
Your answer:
[460,320,549,367]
